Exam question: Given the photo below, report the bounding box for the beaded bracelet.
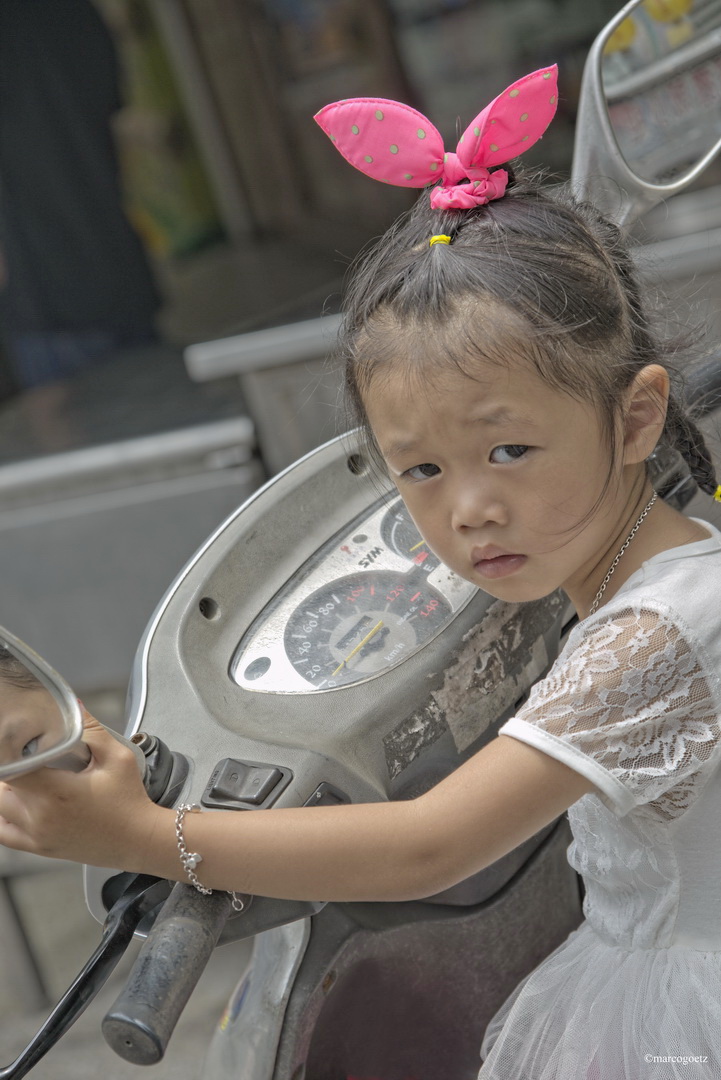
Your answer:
[175,803,246,913]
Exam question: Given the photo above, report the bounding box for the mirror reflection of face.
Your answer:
[0,678,67,767]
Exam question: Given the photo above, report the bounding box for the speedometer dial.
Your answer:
[284,571,451,688]
[381,504,440,571]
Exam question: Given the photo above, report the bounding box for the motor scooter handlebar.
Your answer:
[101,883,233,1065]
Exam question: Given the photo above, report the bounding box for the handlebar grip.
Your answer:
[101,883,232,1065]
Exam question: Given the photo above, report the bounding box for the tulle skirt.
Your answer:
[479,920,721,1079]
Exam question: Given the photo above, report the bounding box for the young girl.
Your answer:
[2,67,721,1078]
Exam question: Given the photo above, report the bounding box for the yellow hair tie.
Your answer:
[429,234,452,247]
[714,485,721,503]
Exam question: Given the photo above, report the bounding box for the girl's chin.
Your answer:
[470,570,564,605]
[473,553,528,580]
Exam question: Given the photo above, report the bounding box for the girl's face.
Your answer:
[364,356,644,613]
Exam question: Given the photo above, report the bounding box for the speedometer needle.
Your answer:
[332,620,384,676]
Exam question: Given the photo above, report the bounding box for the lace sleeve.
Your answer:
[498,605,721,818]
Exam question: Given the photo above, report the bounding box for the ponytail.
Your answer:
[664,396,719,497]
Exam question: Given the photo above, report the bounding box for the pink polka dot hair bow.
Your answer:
[314,65,558,209]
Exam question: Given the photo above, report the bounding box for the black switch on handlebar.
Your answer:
[212,760,281,803]
[201,757,292,810]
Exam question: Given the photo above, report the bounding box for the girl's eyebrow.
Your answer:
[382,408,534,457]
[382,438,421,459]
[467,407,535,427]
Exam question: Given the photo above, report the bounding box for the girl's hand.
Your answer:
[0,712,164,870]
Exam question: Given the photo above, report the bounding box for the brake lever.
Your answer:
[0,874,171,1080]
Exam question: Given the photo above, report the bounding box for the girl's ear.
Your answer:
[622,364,669,464]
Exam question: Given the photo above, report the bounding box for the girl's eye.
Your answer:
[490,444,529,464]
[404,463,440,481]
[21,736,40,758]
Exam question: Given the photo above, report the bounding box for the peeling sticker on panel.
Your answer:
[441,593,567,753]
[384,592,567,777]
[384,707,449,781]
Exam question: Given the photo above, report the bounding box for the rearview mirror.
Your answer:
[572,0,721,224]
[0,626,87,780]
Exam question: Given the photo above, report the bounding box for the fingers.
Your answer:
[7,715,133,794]
[0,716,151,865]
[79,709,106,733]
[80,721,141,777]
[0,783,37,853]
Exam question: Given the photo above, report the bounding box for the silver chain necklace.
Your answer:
[589,491,658,616]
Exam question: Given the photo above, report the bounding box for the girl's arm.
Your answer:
[0,715,594,903]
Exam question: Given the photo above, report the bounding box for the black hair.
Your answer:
[339,167,718,497]
[0,646,44,691]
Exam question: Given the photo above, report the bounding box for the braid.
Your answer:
[663,396,719,496]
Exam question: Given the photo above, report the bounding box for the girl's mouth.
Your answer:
[472,549,528,580]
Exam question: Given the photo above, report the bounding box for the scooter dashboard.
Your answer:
[230,498,477,693]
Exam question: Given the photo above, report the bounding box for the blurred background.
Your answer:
[0,0,719,704]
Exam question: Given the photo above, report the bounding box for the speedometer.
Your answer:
[229,496,477,693]
[284,571,451,688]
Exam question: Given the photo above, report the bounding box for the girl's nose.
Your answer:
[451,481,508,531]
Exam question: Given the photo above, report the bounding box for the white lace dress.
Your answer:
[479,522,721,1080]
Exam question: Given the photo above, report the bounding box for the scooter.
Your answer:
[2,0,721,1076]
